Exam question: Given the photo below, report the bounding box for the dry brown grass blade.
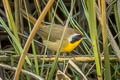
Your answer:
[56,70,71,80]
[0,63,43,80]
[68,60,88,80]
[13,0,55,80]
[0,55,118,62]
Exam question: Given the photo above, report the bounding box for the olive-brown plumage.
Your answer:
[37,24,83,52]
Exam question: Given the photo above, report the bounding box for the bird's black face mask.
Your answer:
[70,34,83,43]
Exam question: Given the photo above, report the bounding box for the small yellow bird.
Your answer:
[37,24,84,52]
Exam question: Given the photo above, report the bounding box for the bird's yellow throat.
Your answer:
[61,39,82,52]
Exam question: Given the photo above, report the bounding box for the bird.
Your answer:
[37,24,84,52]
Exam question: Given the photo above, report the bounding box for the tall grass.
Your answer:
[1,0,120,80]
[23,0,39,75]
[2,0,20,41]
[81,0,102,79]
[100,0,111,80]
[2,0,31,65]
[114,2,120,46]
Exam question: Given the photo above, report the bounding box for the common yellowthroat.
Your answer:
[37,24,84,52]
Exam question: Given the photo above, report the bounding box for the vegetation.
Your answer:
[0,0,120,80]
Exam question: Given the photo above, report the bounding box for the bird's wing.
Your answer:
[38,24,65,42]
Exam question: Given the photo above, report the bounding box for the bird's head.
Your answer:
[68,33,85,43]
